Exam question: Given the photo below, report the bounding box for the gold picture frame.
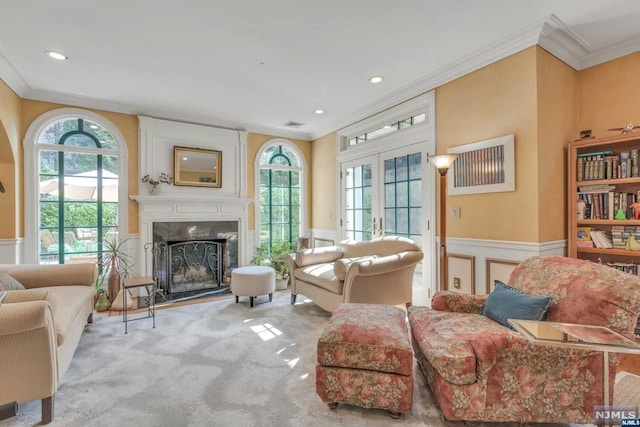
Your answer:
[174,146,222,188]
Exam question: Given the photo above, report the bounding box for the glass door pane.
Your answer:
[342,157,376,242]
[382,152,422,242]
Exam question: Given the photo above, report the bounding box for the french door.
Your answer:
[340,144,429,303]
[342,146,423,244]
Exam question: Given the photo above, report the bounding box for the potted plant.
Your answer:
[101,236,135,310]
[250,240,293,290]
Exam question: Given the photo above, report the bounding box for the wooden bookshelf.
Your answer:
[568,133,640,267]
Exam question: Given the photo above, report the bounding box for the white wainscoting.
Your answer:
[446,237,567,295]
[309,228,338,247]
[0,238,23,264]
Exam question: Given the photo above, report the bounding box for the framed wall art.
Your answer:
[447,134,515,195]
[174,146,222,188]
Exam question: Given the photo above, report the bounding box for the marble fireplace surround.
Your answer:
[131,194,252,279]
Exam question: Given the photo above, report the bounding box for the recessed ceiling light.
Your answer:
[369,76,384,84]
[314,109,325,114]
[46,50,68,61]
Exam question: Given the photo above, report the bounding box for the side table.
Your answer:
[122,276,156,334]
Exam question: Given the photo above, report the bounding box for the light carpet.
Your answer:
[2,292,592,427]
[3,291,441,426]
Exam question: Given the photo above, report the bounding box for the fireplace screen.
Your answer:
[167,240,224,294]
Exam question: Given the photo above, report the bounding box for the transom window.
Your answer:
[37,118,120,265]
[348,112,426,146]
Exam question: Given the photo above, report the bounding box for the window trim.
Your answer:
[23,108,129,264]
[253,138,307,249]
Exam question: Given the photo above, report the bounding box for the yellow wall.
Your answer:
[0,79,22,239]
[21,100,140,234]
[436,47,540,241]
[310,132,337,230]
[578,52,640,138]
[246,133,313,231]
[536,48,578,242]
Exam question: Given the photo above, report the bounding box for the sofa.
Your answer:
[287,236,423,312]
[408,256,640,424]
[0,263,97,424]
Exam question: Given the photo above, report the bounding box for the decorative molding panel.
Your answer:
[446,237,566,295]
[447,253,476,294]
[485,258,521,294]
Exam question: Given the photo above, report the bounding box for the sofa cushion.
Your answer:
[295,246,342,267]
[333,255,378,281]
[0,272,26,291]
[294,263,343,294]
[482,280,552,328]
[409,306,515,385]
[44,285,93,346]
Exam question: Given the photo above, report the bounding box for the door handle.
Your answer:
[379,217,384,236]
[372,217,377,236]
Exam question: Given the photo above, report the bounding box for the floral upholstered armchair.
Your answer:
[408,256,640,424]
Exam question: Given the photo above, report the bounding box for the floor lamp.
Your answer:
[429,154,458,292]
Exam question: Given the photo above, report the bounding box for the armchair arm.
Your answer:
[3,289,50,304]
[431,291,488,314]
[0,300,58,404]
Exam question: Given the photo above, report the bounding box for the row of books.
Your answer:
[611,225,640,248]
[606,261,640,276]
[577,149,640,181]
[576,186,640,220]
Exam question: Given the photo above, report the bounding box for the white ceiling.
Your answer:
[1,0,639,140]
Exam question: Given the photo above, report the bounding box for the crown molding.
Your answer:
[309,14,636,140]
[537,14,592,70]
[22,88,313,141]
[581,33,640,69]
[2,15,639,143]
[0,47,28,95]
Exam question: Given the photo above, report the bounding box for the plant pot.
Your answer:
[276,278,289,291]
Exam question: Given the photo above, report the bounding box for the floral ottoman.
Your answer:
[315,303,413,418]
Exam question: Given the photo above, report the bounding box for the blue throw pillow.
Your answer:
[482,280,553,328]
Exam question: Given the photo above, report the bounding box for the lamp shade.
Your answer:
[429,154,458,172]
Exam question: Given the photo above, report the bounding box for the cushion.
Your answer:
[317,303,413,376]
[294,263,343,294]
[482,280,552,328]
[0,272,26,291]
[295,246,342,267]
[333,255,379,281]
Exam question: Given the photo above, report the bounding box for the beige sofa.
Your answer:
[287,236,423,312]
[0,263,97,424]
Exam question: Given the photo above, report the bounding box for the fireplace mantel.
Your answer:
[131,194,252,210]
[131,195,252,275]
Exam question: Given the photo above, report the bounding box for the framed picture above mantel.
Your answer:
[174,146,222,188]
[447,134,515,195]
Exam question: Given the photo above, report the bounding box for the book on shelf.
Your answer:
[620,151,630,178]
[590,230,613,249]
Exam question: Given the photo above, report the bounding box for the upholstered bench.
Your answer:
[315,303,413,418]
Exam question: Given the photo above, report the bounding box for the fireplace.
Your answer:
[150,221,239,301]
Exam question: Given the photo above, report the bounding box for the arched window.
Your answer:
[256,141,305,249]
[24,109,128,265]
